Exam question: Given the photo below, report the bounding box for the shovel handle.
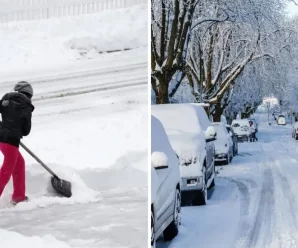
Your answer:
[20,141,59,179]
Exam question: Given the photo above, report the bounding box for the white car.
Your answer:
[151,115,181,247]
[212,122,234,164]
[152,104,217,206]
[231,119,251,142]
[278,115,286,125]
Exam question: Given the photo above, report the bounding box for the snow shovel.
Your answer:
[20,141,72,198]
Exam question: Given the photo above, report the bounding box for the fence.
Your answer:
[0,0,147,23]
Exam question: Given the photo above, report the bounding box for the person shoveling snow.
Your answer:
[0,81,34,205]
[249,120,258,142]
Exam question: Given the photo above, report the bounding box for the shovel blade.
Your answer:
[51,176,72,198]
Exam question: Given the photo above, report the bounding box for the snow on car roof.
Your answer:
[152,105,205,161]
[190,103,211,131]
[151,115,178,169]
[232,119,250,124]
[211,122,228,139]
[151,115,174,153]
[151,104,203,134]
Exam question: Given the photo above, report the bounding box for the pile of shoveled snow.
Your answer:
[0,229,75,248]
[0,4,147,72]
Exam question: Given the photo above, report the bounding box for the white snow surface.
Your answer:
[0,4,147,73]
[157,109,298,248]
[0,229,75,248]
[0,25,147,248]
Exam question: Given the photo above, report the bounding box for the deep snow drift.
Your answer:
[0,4,147,73]
[157,110,298,248]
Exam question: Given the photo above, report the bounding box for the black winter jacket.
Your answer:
[0,92,35,147]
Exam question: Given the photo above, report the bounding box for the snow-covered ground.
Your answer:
[157,110,298,248]
[0,4,147,248]
[0,4,147,73]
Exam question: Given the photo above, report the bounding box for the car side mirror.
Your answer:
[205,126,217,142]
[152,151,169,170]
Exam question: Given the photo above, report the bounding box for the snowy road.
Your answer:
[157,114,298,248]
[0,48,148,248]
[0,48,147,101]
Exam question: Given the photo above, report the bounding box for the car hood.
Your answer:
[167,133,205,177]
[214,138,229,154]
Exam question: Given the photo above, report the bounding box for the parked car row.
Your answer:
[151,103,239,247]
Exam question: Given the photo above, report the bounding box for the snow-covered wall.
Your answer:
[0,0,147,23]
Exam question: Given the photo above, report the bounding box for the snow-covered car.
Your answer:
[152,104,217,206]
[151,115,181,247]
[212,122,234,164]
[191,103,216,185]
[278,115,286,125]
[226,125,238,156]
[231,119,251,142]
[292,122,298,140]
[248,118,258,132]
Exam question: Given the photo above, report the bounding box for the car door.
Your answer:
[231,129,237,153]
[209,139,215,177]
[205,140,213,178]
[226,127,234,151]
[155,161,173,231]
[225,127,233,154]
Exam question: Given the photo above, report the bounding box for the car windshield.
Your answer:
[232,123,240,128]
[213,125,226,139]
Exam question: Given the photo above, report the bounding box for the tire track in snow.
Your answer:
[221,177,250,216]
[221,178,251,248]
[244,168,274,248]
[33,79,147,102]
[1,61,147,86]
[274,160,298,247]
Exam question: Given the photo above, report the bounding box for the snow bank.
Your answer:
[0,229,75,248]
[0,165,101,211]
[0,4,147,72]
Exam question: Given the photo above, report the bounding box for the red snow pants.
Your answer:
[0,142,25,202]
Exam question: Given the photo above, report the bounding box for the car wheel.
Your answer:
[208,164,215,190]
[296,135,298,140]
[151,210,156,248]
[225,154,230,165]
[163,189,181,241]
